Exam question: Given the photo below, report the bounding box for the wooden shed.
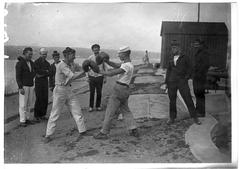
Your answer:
[160,21,228,69]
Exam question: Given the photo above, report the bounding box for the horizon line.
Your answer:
[4,44,160,53]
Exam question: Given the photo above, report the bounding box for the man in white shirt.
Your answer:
[87,44,106,112]
[43,47,92,143]
[94,46,139,140]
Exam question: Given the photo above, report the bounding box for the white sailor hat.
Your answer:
[118,46,131,53]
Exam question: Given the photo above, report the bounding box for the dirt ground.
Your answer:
[4,106,199,163]
[4,65,200,163]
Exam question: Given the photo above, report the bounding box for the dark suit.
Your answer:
[193,48,210,116]
[34,57,51,118]
[166,54,197,120]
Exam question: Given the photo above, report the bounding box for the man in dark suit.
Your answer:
[192,39,210,117]
[49,51,61,92]
[165,40,201,125]
[34,48,51,121]
[15,47,36,127]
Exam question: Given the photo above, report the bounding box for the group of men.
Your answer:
[165,39,209,125]
[15,39,209,143]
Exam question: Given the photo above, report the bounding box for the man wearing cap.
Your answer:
[192,39,210,117]
[15,47,36,127]
[94,46,139,140]
[165,40,201,125]
[34,48,51,122]
[49,51,61,92]
[87,44,107,112]
[43,47,92,143]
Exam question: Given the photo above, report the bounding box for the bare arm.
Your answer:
[100,68,125,77]
[105,60,121,69]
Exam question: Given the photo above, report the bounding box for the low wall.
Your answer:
[4,58,160,95]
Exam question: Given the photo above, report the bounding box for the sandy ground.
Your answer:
[4,106,199,163]
[4,64,201,163]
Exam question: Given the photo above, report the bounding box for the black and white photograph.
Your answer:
[2,0,238,168]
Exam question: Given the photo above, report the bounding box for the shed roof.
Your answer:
[160,21,228,36]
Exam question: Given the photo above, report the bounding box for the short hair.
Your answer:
[91,44,100,50]
[62,47,75,57]
[23,47,33,55]
[52,50,60,57]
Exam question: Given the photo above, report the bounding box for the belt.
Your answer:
[56,83,72,87]
[116,81,129,87]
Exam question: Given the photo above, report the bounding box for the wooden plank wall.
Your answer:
[160,34,228,69]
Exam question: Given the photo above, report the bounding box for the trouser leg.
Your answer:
[120,99,137,130]
[25,86,35,120]
[100,95,120,134]
[45,87,66,136]
[42,81,49,117]
[178,80,197,118]
[167,82,178,119]
[95,76,104,108]
[68,95,86,133]
[34,82,41,118]
[19,86,29,122]
[193,79,206,116]
[89,77,95,108]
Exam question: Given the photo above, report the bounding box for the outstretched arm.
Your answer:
[105,60,121,69]
[100,68,125,77]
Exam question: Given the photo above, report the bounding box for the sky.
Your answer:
[4,2,231,52]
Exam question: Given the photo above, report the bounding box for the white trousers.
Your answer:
[46,85,86,136]
[19,86,35,123]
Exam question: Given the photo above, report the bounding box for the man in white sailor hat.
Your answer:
[94,46,140,139]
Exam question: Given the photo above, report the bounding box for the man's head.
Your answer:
[52,51,60,63]
[23,47,33,61]
[91,44,100,55]
[171,40,181,55]
[39,47,48,60]
[193,39,204,49]
[117,46,131,61]
[62,47,76,63]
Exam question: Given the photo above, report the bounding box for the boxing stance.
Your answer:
[94,46,139,139]
[43,47,99,143]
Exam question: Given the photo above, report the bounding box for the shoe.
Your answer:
[25,120,35,125]
[167,119,175,125]
[93,132,108,140]
[96,107,102,111]
[80,131,92,136]
[43,136,52,143]
[197,114,205,118]
[89,107,94,112]
[193,118,201,125]
[20,122,27,127]
[129,128,140,138]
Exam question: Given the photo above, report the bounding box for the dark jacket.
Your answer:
[49,61,60,88]
[193,48,210,80]
[165,54,192,84]
[34,57,51,82]
[15,56,36,89]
